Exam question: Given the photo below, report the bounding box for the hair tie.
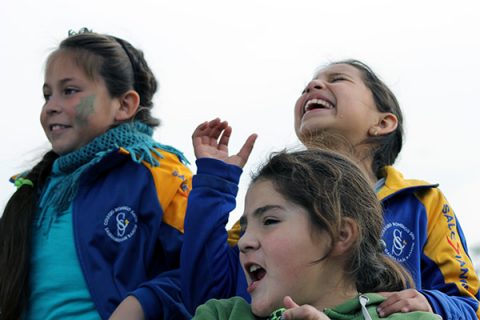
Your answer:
[14,177,34,188]
[68,27,92,37]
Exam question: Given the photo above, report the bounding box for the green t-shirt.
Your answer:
[192,294,441,320]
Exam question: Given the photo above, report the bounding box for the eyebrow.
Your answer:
[329,72,349,77]
[239,204,283,229]
[316,71,350,80]
[43,77,76,91]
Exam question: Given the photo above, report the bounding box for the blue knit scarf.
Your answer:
[37,121,188,225]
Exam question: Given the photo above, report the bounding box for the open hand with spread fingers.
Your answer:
[192,118,257,168]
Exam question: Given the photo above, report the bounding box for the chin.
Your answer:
[52,146,72,156]
[251,298,278,318]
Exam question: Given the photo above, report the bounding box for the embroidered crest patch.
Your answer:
[382,222,415,263]
[104,206,138,242]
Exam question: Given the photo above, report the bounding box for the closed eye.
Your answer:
[263,217,279,226]
[330,76,346,82]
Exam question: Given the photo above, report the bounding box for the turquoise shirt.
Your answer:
[24,173,100,320]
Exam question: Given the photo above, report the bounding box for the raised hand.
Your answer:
[192,118,257,168]
[281,296,332,320]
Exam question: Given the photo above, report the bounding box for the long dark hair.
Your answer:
[0,151,58,319]
[0,29,159,319]
[251,148,413,292]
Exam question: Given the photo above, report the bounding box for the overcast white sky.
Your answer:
[1,1,479,252]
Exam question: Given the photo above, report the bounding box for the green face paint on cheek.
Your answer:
[75,95,96,126]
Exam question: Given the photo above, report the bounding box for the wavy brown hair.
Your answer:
[251,148,413,293]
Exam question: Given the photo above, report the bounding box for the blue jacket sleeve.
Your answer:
[421,289,478,320]
[418,189,479,319]
[131,269,191,320]
[181,158,248,314]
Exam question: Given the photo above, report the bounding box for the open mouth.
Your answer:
[244,262,267,293]
[304,98,334,113]
[247,263,266,282]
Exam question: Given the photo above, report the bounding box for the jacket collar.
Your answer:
[377,166,438,201]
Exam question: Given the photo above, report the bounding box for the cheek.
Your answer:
[266,238,307,273]
[239,253,248,277]
[293,98,305,134]
[74,96,96,125]
[294,98,303,121]
[40,107,49,129]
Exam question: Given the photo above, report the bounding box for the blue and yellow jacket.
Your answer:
[68,147,192,319]
[181,159,479,320]
[377,166,479,319]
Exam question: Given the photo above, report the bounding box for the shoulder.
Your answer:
[93,147,192,232]
[378,166,438,201]
[360,294,440,320]
[114,146,192,192]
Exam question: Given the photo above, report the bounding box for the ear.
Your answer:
[114,90,140,122]
[330,218,358,257]
[368,113,398,137]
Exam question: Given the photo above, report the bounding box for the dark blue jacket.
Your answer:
[73,148,192,319]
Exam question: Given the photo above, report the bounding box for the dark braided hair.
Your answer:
[0,29,160,319]
[51,29,160,127]
[0,151,58,319]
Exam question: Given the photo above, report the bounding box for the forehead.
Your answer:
[243,180,285,213]
[46,50,101,83]
[245,180,279,206]
[314,63,364,79]
[45,52,85,78]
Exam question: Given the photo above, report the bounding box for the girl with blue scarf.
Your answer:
[0,29,192,320]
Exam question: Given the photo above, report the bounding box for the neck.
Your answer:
[312,282,358,311]
[348,143,377,187]
[307,257,359,312]
[357,156,377,187]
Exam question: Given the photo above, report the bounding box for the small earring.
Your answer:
[369,128,379,136]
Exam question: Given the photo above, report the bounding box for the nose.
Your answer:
[304,79,325,94]
[43,96,62,115]
[238,229,260,254]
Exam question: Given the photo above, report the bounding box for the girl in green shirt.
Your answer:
[189,120,440,319]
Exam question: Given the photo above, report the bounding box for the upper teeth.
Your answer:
[51,124,67,130]
[249,264,261,273]
[304,99,333,112]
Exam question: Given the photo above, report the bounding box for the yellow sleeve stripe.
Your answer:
[120,148,192,233]
[419,188,479,298]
